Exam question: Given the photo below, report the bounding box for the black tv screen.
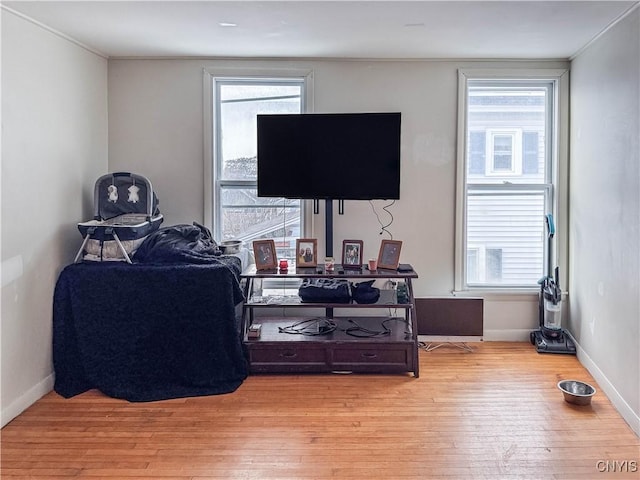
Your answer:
[257,112,401,200]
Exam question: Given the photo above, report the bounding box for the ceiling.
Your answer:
[2,1,638,59]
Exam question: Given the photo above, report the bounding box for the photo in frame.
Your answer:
[296,238,318,267]
[253,239,277,271]
[341,239,363,269]
[377,239,403,270]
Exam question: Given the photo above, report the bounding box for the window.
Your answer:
[465,246,503,283]
[491,133,514,171]
[204,71,312,260]
[456,70,567,290]
[489,130,521,174]
[469,129,539,178]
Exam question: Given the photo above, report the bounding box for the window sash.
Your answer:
[465,184,551,287]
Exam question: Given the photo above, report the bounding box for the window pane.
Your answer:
[468,86,547,184]
[219,84,302,181]
[466,189,545,286]
[220,186,300,259]
[492,135,513,171]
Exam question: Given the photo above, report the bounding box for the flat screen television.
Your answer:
[257,112,401,200]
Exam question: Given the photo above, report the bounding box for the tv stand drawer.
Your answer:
[248,344,328,373]
[246,342,414,374]
[331,344,413,372]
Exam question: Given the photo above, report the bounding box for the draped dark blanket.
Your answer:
[53,259,248,402]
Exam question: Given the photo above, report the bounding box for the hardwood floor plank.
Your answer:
[2,342,638,479]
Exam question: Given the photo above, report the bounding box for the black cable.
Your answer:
[278,317,337,336]
[343,318,391,338]
[368,200,396,239]
[382,316,411,336]
[381,201,395,238]
[279,316,408,338]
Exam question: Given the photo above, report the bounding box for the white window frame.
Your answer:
[202,67,315,240]
[455,69,569,293]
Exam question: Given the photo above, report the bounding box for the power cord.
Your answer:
[278,316,410,338]
[343,318,391,338]
[382,316,411,337]
[369,200,396,239]
[278,318,337,336]
[418,341,474,353]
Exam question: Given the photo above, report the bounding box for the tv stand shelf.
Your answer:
[240,265,419,377]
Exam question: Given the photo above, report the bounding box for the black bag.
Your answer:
[298,278,351,303]
[351,280,380,304]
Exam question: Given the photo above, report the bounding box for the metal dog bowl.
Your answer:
[220,240,242,254]
[557,380,596,406]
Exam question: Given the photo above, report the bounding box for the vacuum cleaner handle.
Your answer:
[545,214,556,279]
[545,214,555,238]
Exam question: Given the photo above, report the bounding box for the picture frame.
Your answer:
[377,239,403,270]
[253,239,277,271]
[341,239,364,269]
[296,238,318,267]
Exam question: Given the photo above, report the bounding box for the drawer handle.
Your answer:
[280,351,298,359]
[361,352,378,359]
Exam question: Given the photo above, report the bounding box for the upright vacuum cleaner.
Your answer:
[530,214,576,354]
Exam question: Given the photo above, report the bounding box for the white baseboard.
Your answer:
[567,332,640,437]
[418,335,483,343]
[1,374,54,428]
[419,329,532,342]
[483,329,532,341]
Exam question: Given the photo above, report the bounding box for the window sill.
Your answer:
[452,288,537,301]
[452,288,568,302]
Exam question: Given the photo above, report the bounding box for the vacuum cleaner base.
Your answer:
[530,330,576,355]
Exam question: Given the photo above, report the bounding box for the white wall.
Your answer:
[1,10,108,426]
[569,8,640,435]
[108,58,568,339]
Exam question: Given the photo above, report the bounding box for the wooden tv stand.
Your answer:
[240,265,419,377]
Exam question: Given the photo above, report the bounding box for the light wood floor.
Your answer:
[2,342,638,479]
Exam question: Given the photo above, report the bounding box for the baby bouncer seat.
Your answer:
[75,172,163,263]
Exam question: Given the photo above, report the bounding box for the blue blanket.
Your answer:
[53,259,248,401]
